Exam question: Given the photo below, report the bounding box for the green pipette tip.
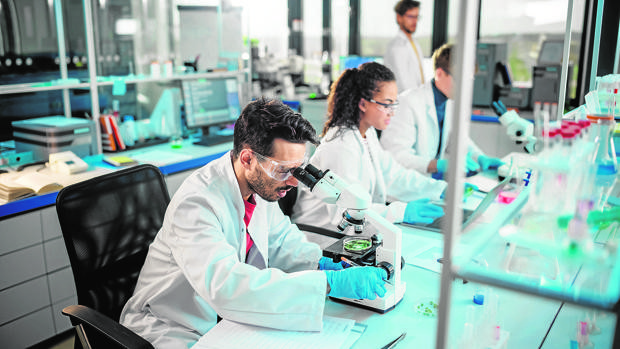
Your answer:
[587,207,620,226]
[558,207,620,230]
[557,214,572,230]
[567,241,581,257]
[309,92,316,99]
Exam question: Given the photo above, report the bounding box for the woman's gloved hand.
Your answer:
[403,198,445,224]
[477,154,504,171]
[436,153,481,174]
[318,256,344,271]
[324,267,387,300]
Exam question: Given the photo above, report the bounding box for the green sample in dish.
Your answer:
[343,238,371,252]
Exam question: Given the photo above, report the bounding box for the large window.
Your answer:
[360,0,435,58]
[303,1,323,60]
[239,0,288,59]
[448,0,586,101]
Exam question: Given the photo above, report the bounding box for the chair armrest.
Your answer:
[62,305,153,349]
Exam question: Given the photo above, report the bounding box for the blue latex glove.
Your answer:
[466,153,481,172]
[478,154,505,171]
[436,155,480,173]
[403,198,445,224]
[318,256,344,271]
[324,267,387,300]
[436,159,448,173]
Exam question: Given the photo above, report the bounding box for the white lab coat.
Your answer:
[384,30,427,93]
[291,126,446,231]
[120,152,325,348]
[380,83,483,175]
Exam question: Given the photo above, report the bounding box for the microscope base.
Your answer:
[329,282,406,314]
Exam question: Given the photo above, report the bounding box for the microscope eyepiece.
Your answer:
[304,163,325,179]
[292,166,318,189]
[292,164,330,190]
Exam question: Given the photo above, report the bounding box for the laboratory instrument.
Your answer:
[48,151,89,175]
[473,43,507,107]
[12,116,97,162]
[491,100,537,153]
[292,164,405,313]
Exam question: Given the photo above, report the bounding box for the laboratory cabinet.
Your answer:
[0,166,194,348]
[0,208,76,349]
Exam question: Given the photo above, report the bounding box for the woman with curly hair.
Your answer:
[291,61,446,233]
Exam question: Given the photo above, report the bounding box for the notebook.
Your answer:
[400,177,511,233]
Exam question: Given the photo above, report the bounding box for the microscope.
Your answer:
[492,100,537,153]
[292,164,406,313]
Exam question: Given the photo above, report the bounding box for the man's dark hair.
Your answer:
[432,43,452,74]
[232,97,318,158]
[394,0,420,15]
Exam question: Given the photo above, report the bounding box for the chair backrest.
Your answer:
[56,164,170,321]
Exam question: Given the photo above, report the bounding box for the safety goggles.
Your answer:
[368,98,399,113]
[253,151,308,181]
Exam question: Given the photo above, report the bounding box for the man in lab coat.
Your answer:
[384,0,427,92]
[120,98,387,348]
[380,43,503,179]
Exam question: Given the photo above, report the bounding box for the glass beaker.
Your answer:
[586,114,618,210]
[586,114,617,169]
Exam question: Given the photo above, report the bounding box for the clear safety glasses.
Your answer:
[368,98,399,113]
[253,151,308,181]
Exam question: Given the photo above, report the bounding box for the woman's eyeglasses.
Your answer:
[368,99,399,113]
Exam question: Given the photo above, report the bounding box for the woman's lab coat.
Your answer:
[291,126,447,231]
[380,83,483,175]
[384,30,427,92]
[119,152,325,348]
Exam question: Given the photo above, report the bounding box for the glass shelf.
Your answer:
[0,80,90,95]
[93,69,249,86]
[451,186,620,311]
[0,69,250,95]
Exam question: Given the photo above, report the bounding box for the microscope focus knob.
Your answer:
[376,261,394,280]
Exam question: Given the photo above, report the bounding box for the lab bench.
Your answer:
[0,140,231,349]
[293,182,617,348]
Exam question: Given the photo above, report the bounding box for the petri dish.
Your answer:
[343,237,372,253]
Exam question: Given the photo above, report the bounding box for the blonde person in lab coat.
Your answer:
[380,43,503,179]
[120,98,388,348]
[384,0,427,92]
[291,62,447,233]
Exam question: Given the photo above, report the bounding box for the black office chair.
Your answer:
[56,164,170,349]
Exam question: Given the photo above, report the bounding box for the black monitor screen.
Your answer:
[182,78,241,129]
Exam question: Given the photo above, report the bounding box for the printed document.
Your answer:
[191,316,355,349]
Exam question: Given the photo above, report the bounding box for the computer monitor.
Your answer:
[339,56,383,72]
[182,77,241,146]
[537,40,564,66]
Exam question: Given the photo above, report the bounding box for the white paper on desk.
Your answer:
[191,316,355,349]
[466,175,499,193]
[130,150,193,166]
[402,235,443,273]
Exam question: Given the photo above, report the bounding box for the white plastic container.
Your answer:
[122,115,137,147]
